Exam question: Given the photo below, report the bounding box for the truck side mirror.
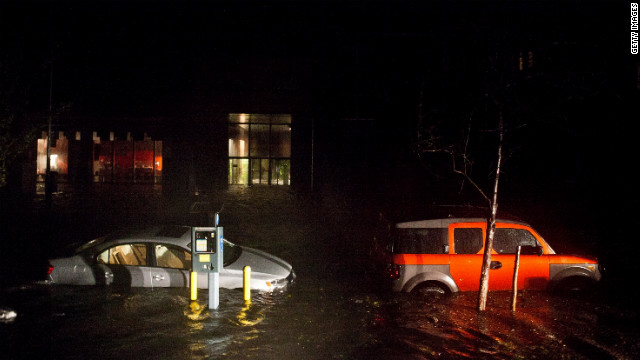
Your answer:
[520,245,544,256]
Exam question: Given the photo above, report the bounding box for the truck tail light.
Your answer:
[385,263,400,280]
[47,264,54,275]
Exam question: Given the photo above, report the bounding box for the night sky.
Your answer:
[2,1,630,112]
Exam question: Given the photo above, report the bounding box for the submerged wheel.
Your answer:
[411,282,449,300]
[554,276,595,295]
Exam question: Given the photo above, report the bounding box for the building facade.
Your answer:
[28,112,298,197]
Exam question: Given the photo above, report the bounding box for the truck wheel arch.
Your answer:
[402,271,459,293]
[549,266,596,293]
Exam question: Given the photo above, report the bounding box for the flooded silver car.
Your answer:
[48,226,295,291]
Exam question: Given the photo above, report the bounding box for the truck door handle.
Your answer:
[490,261,502,270]
[152,274,165,281]
[105,272,114,278]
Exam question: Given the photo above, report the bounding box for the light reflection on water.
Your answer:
[359,290,639,360]
[1,282,639,359]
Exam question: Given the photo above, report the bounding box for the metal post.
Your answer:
[209,272,219,309]
[310,118,314,192]
[131,139,136,183]
[45,63,53,207]
[152,141,156,184]
[243,266,251,302]
[190,271,198,301]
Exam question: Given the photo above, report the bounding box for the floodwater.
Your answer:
[1,186,639,359]
[2,278,639,359]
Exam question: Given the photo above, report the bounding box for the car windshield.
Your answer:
[223,241,242,266]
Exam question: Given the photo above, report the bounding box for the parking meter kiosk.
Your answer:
[192,227,223,272]
[191,226,224,309]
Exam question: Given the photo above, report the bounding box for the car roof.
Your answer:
[77,226,192,253]
[395,217,529,229]
[380,205,526,226]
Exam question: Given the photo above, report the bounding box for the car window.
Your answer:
[155,244,191,269]
[97,244,148,266]
[454,228,483,254]
[493,228,539,254]
[394,228,448,254]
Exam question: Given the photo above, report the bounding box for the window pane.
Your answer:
[270,159,278,185]
[36,138,69,176]
[229,159,249,185]
[94,141,113,182]
[155,244,191,269]
[99,244,147,266]
[261,159,269,183]
[229,113,250,123]
[270,114,292,124]
[250,114,271,123]
[454,228,483,254]
[251,159,260,184]
[251,158,269,184]
[154,141,162,183]
[134,141,154,183]
[494,228,539,254]
[229,124,249,157]
[395,228,449,254]
[270,125,291,157]
[113,141,133,182]
[37,139,47,176]
[250,124,269,157]
[97,250,109,264]
[270,159,290,185]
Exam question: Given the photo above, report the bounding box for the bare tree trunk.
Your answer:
[477,109,504,312]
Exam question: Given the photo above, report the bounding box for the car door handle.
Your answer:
[152,274,165,281]
[490,261,502,270]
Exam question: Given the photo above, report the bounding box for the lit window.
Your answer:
[228,114,291,186]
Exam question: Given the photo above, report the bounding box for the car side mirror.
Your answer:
[521,245,544,256]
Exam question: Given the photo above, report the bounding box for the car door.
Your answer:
[448,224,484,291]
[94,243,152,287]
[449,222,550,291]
[490,225,549,290]
[150,244,191,287]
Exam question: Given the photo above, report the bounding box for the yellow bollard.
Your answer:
[243,266,251,302]
[190,271,198,301]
